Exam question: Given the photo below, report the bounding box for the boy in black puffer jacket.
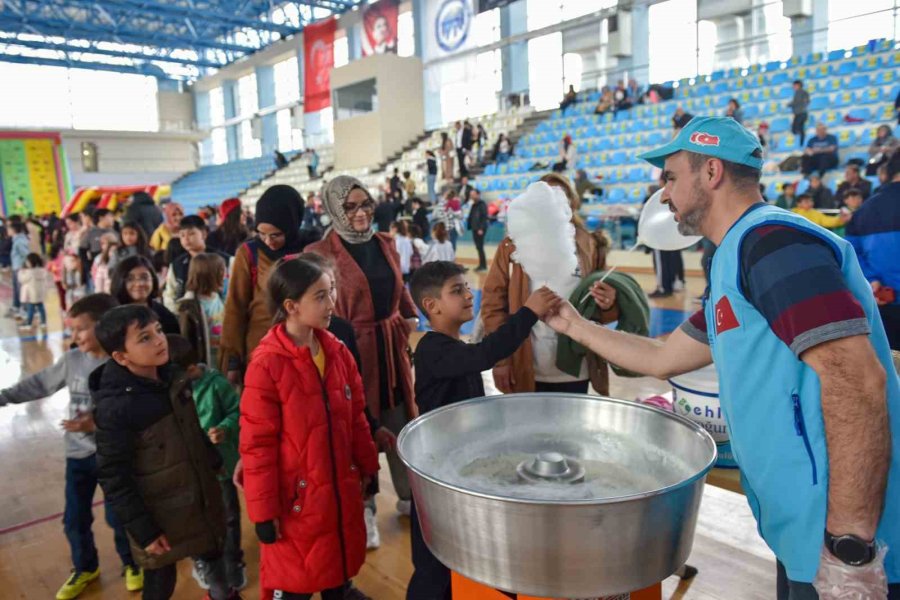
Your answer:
[91,304,239,600]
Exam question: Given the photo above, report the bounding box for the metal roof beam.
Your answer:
[0,51,187,79]
[0,36,224,67]
[0,14,255,53]
[56,0,301,36]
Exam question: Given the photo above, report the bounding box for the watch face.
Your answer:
[834,537,870,565]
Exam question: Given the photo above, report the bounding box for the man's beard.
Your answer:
[677,178,711,236]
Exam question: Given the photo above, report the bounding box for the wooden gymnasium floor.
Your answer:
[0,248,777,599]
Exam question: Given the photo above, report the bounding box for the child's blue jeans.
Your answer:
[24,302,46,325]
[64,455,134,573]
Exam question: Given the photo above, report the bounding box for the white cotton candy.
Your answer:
[507,182,579,297]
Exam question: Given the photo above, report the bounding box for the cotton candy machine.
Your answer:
[398,394,717,599]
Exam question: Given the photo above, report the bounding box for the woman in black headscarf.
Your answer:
[218,185,319,382]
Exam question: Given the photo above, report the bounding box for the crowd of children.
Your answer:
[0,183,576,600]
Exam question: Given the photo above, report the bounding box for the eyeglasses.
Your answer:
[256,230,285,243]
[342,200,376,215]
[126,274,153,284]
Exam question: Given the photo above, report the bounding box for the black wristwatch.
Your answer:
[824,531,877,566]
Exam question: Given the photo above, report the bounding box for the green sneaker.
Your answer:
[56,569,100,600]
[124,565,144,592]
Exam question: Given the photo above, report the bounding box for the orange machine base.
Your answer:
[451,572,662,599]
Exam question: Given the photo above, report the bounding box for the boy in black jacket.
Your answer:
[406,262,560,600]
[91,305,239,600]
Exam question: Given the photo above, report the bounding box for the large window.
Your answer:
[334,33,350,68]
[208,87,226,126]
[828,0,897,50]
[649,0,697,83]
[274,56,301,105]
[276,109,304,152]
[398,9,415,57]
[528,33,563,110]
[240,120,261,159]
[238,73,258,116]
[211,127,228,165]
[0,63,158,131]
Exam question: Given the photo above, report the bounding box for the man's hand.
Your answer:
[374,427,397,452]
[361,475,373,498]
[524,286,563,319]
[545,300,583,336]
[813,544,888,599]
[492,365,515,393]
[61,414,95,433]
[871,281,888,307]
[144,535,171,556]
[208,427,226,445]
[590,282,617,311]
[477,230,484,236]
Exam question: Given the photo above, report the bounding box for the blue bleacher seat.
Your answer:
[848,103,874,121]
[769,117,790,134]
[859,56,882,72]
[832,61,856,76]
[836,130,857,147]
[827,49,847,61]
[848,74,871,89]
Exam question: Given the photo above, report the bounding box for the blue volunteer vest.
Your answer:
[705,204,900,583]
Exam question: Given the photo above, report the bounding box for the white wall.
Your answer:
[61,129,203,188]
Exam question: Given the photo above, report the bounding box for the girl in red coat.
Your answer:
[240,257,379,600]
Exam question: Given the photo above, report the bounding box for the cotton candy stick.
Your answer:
[580,241,641,304]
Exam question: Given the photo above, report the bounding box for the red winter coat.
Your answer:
[240,324,379,597]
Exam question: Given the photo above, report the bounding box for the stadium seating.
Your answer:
[476,40,900,211]
[171,153,299,212]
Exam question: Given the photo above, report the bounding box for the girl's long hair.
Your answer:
[186,253,226,297]
[432,221,449,244]
[120,221,151,257]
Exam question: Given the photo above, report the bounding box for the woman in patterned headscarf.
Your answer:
[306,175,419,519]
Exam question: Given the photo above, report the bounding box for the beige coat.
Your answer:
[481,228,618,395]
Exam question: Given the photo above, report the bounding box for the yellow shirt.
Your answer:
[312,343,326,378]
[150,224,172,251]
[791,207,844,230]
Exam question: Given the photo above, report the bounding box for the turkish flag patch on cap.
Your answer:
[714,296,740,335]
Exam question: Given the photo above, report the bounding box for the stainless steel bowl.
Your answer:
[398,393,717,598]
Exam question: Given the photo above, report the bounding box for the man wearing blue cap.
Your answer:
[547,116,900,599]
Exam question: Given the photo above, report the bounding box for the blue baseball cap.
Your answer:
[638,116,764,170]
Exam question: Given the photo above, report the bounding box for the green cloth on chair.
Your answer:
[556,270,650,378]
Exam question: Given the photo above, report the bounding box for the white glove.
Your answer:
[812,543,888,600]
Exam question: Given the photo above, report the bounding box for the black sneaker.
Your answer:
[344,582,372,600]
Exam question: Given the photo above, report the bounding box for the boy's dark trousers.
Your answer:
[64,455,134,573]
[407,501,452,600]
[272,584,346,599]
[220,478,244,571]
[143,552,230,600]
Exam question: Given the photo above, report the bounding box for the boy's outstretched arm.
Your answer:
[0,357,67,406]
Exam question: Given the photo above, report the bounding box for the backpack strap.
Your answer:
[243,240,259,288]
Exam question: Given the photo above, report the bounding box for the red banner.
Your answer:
[362,0,399,56]
[303,18,336,114]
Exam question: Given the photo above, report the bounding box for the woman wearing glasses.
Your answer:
[219,185,316,385]
[110,254,180,334]
[307,176,419,525]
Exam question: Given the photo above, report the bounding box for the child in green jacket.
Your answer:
[166,334,245,592]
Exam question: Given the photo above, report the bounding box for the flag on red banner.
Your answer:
[362,0,399,56]
[303,18,336,114]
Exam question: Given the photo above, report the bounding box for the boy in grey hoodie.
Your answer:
[0,294,142,600]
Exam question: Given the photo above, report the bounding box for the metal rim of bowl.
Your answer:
[397,393,718,506]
